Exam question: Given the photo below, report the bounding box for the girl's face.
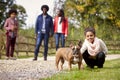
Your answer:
[10,13,17,18]
[85,31,95,43]
[57,10,62,16]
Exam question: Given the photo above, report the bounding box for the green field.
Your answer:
[43,58,120,80]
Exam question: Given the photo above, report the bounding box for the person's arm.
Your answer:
[65,18,68,37]
[50,17,54,37]
[53,17,56,33]
[35,16,39,37]
[80,41,87,54]
[4,19,11,31]
[100,39,108,54]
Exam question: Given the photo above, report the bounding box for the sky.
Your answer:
[16,0,55,28]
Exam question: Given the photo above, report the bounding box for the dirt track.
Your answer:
[0,54,120,80]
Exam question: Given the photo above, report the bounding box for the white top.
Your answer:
[57,17,62,33]
[80,37,108,56]
[41,15,46,33]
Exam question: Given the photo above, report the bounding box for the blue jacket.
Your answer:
[35,14,54,36]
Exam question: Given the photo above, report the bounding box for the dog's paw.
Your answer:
[56,68,59,71]
[80,64,84,70]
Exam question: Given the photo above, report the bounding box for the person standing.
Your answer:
[54,9,68,50]
[4,9,18,60]
[81,27,108,68]
[33,5,54,61]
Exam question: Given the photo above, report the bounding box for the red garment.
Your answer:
[6,35,16,57]
[54,16,68,36]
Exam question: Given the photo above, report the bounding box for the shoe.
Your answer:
[33,55,37,61]
[44,58,47,61]
[98,65,103,68]
[33,57,37,61]
[44,57,47,61]
[5,57,9,60]
[33,58,37,61]
[9,57,17,60]
[87,65,94,69]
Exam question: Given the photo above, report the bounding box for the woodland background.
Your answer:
[0,0,120,58]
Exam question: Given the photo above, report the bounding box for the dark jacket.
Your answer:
[35,14,54,36]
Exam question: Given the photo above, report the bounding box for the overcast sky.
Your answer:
[16,0,55,28]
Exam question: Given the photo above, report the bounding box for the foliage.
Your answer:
[63,0,120,40]
[11,4,27,27]
[19,27,35,37]
[43,58,120,80]
[0,0,27,29]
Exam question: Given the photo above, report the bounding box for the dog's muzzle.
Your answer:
[72,55,79,64]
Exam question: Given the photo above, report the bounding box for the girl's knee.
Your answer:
[97,52,105,59]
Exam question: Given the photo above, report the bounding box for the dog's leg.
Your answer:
[78,61,84,70]
[55,56,60,70]
[78,58,82,70]
[78,62,81,70]
[60,57,64,70]
[80,63,84,70]
[68,61,72,71]
[80,57,84,70]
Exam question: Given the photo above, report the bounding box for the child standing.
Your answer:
[4,9,18,60]
[81,27,108,68]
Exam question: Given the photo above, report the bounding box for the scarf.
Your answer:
[85,37,100,56]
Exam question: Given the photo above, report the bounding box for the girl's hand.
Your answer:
[35,34,38,39]
[65,36,67,40]
[11,26,17,31]
[89,56,96,59]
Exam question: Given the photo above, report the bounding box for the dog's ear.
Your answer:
[76,45,80,49]
[78,40,82,47]
[69,43,73,47]
[69,43,74,49]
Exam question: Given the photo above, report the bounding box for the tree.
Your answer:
[53,0,66,17]
[10,4,27,27]
[64,0,120,40]
[0,0,27,29]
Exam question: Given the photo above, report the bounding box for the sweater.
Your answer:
[80,37,108,56]
[4,17,18,37]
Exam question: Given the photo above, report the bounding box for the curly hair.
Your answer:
[41,5,49,11]
[8,9,18,16]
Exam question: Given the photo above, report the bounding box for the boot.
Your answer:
[33,56,37,61]
[44,56,47,61]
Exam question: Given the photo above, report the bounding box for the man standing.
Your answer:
[33,5,54,61]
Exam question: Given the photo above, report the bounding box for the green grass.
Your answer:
[108,50,120,54]
[43,58,120,80]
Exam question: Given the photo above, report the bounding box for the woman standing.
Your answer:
[54,9,68,50]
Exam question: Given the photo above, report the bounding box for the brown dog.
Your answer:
[55,41,83,71]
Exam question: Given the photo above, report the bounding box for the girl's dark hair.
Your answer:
[9,9,18,16]
[41,5,49,11]
[84,27,96,35]
[59,9,65,24]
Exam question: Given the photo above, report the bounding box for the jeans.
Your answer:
[6,35,16,57]
[82,50,105,68]
[34,33,49,59]
[55,33,65,50]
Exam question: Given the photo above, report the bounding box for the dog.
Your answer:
[55,41,83,71]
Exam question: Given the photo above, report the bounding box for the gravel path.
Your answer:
[0,54,120,80]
